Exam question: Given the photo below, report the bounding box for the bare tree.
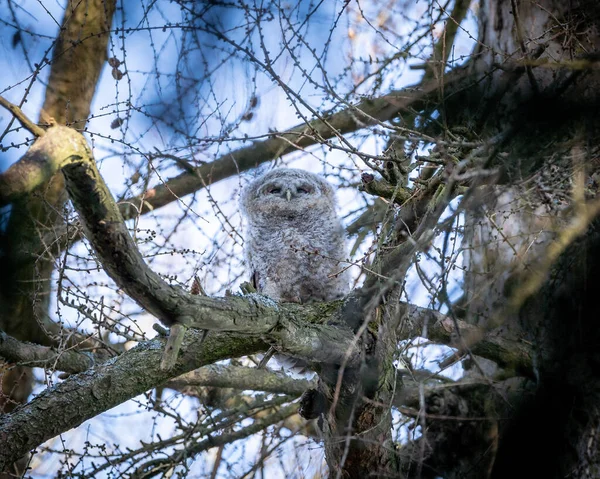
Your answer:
[0,0,599,477]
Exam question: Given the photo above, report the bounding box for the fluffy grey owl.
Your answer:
[240,168,350,305]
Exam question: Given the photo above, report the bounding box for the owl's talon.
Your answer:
[240,281,257,294]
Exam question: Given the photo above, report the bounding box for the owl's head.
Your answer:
[240,168,337,220]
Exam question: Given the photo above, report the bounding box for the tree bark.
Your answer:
[0,330,266,470]
[449,1,600,477]
[0,1,117,426]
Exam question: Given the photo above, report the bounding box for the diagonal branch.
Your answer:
[2,126,361,367]
[0,330,266,471]
[0,96,45,138]
[1,70,468,217]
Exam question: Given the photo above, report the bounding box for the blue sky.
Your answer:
[0,1,478,476]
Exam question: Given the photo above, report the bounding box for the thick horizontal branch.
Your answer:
[0,328,313,397]
[0,330,267,471]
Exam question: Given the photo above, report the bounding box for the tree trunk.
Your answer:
[0,1,115,476]
[454,0,600,477]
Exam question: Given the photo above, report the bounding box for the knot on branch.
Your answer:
[359,173,411,204]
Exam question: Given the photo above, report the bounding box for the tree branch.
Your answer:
[117,69,467,219]
[0,328,314,398]
[0,330,266,471]
[132,403,299,479]
[0,330,109,374]
[168,364,315,397]
[1,71,467,215]
[0,126,89,207]
[2,127,361,368]
[0,96,45,137]
[399,303,534,377]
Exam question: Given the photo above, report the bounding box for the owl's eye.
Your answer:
[297,186,312,194]
[266,187,281,195]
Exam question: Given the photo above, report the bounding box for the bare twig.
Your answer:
[0,96,45,137]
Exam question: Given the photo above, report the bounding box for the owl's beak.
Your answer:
[285,189,292,201]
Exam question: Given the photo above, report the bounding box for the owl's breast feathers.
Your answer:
[246,220,348,303]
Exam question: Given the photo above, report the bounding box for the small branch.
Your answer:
[132,403,299,479]
[510,0,540,94]
[359,173,411,204]
[0,330,109,374]
[423,0,471,81]
[167,364,315,397]
[399,303,534,377]
[0,95,45,137]
[160,323,186,371]
[114,68,469,220]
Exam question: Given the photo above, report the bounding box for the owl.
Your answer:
[240,168,350,306]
